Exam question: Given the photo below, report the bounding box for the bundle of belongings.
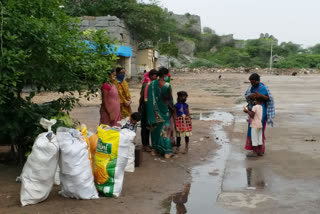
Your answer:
[20,119,135,206]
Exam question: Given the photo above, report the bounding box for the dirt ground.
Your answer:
[1,72,320,213]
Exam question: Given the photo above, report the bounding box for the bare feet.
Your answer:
[143,146,152,152]
[151,149,158,156]
[174,147,180,154]
[182,147,188,154]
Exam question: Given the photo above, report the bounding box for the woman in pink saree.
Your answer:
[100,71,121,127]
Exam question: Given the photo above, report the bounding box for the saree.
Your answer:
[100,83,121,127]
[114,80,132,119]
[147,80,172,154]
[244,83,269,153]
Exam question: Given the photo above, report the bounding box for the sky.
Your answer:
[143,0,319,47]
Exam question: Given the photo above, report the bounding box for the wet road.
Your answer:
[169,75,320,214]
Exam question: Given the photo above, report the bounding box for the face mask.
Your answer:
[116,73,125,83]
[164,76,169,82]
[181,98,187,103]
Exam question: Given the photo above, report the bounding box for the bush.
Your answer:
[0,0,117,163]
[274,54,320,68]
[188,59,216,68]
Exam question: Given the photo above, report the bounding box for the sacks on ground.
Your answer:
[94,125,135,197]
[54,165,60,186]
[20,118,59,206]
[57,127,98,200]
[89,133,98,166]
[78,124,94,174]
[125,141,135,172]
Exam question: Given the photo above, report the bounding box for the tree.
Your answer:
[64,0,176,44]
[309,44,320,54]
[0,0,117,162]
[274,42,302,57]
[159,42,178,57]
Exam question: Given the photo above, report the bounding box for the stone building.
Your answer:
[79,16,138,78]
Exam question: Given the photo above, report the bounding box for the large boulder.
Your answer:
[176,39,196,58]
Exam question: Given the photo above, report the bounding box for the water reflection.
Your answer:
[246,167,266,190]
[168,184,191,214]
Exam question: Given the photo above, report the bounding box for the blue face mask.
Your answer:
[164,76,169,82]
[116,73,125,83]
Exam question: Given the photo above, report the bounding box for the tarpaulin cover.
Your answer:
[84,40,132,57]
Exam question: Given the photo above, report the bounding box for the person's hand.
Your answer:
[125,100,132,107]
[254,92,263,98]
[109,114,115,125]
[248,93,256,99]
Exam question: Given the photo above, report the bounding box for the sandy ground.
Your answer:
[1,72,320,213]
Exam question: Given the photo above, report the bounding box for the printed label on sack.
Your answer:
[96,138,112,154]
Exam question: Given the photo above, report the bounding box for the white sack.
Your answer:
[124,142,135,172]
[113,129,136,196]
[57,127,98,199]
[54,165,60,185]
[20,118,59,206]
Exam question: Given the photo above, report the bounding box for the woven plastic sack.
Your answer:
[20,118,59,206]
[94,125,135,197]
[57,127,98,200]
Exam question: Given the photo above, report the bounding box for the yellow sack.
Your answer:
[78,125,93,175]
[94,125,120,197]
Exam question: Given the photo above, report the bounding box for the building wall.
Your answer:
[136,49,158,73]
[79,16,138,78]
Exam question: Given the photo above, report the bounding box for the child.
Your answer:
[174,91,192,154]
[244,98,263,157]
[121,112,141,133]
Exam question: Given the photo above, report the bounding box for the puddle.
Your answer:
[191,111,234,123]
[246,168,266,190]
[165,111,234,213]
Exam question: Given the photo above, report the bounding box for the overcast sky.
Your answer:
[144,0,319,47]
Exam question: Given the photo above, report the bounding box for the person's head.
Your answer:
[157,67,169,81]
[116,66,126,83]
[177,91,188,103]
[130,112,141,124]
[253,97,263,105]
[105,69,116,83]
[144,70,147,74]
[249,73,260,87]
[149,69,158,81]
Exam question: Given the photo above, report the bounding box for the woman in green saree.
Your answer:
[147,67,177,159]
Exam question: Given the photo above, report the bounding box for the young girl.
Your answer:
[244,98,263,157]
[174,91,192,154]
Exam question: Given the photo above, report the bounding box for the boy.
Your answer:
[121,112,141,133]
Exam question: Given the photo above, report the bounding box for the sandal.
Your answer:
[246,153,258,158]
[164,154,178,159]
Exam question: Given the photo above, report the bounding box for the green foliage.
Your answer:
[274,54,320,69]
[196,34,220,52]
[212,47,251,67]
[188,59,216,68]
[309,44,320,54]
[273,42,303,57]
[159,42,178,57]
[64,0,176,43]
[0,0,117,150]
